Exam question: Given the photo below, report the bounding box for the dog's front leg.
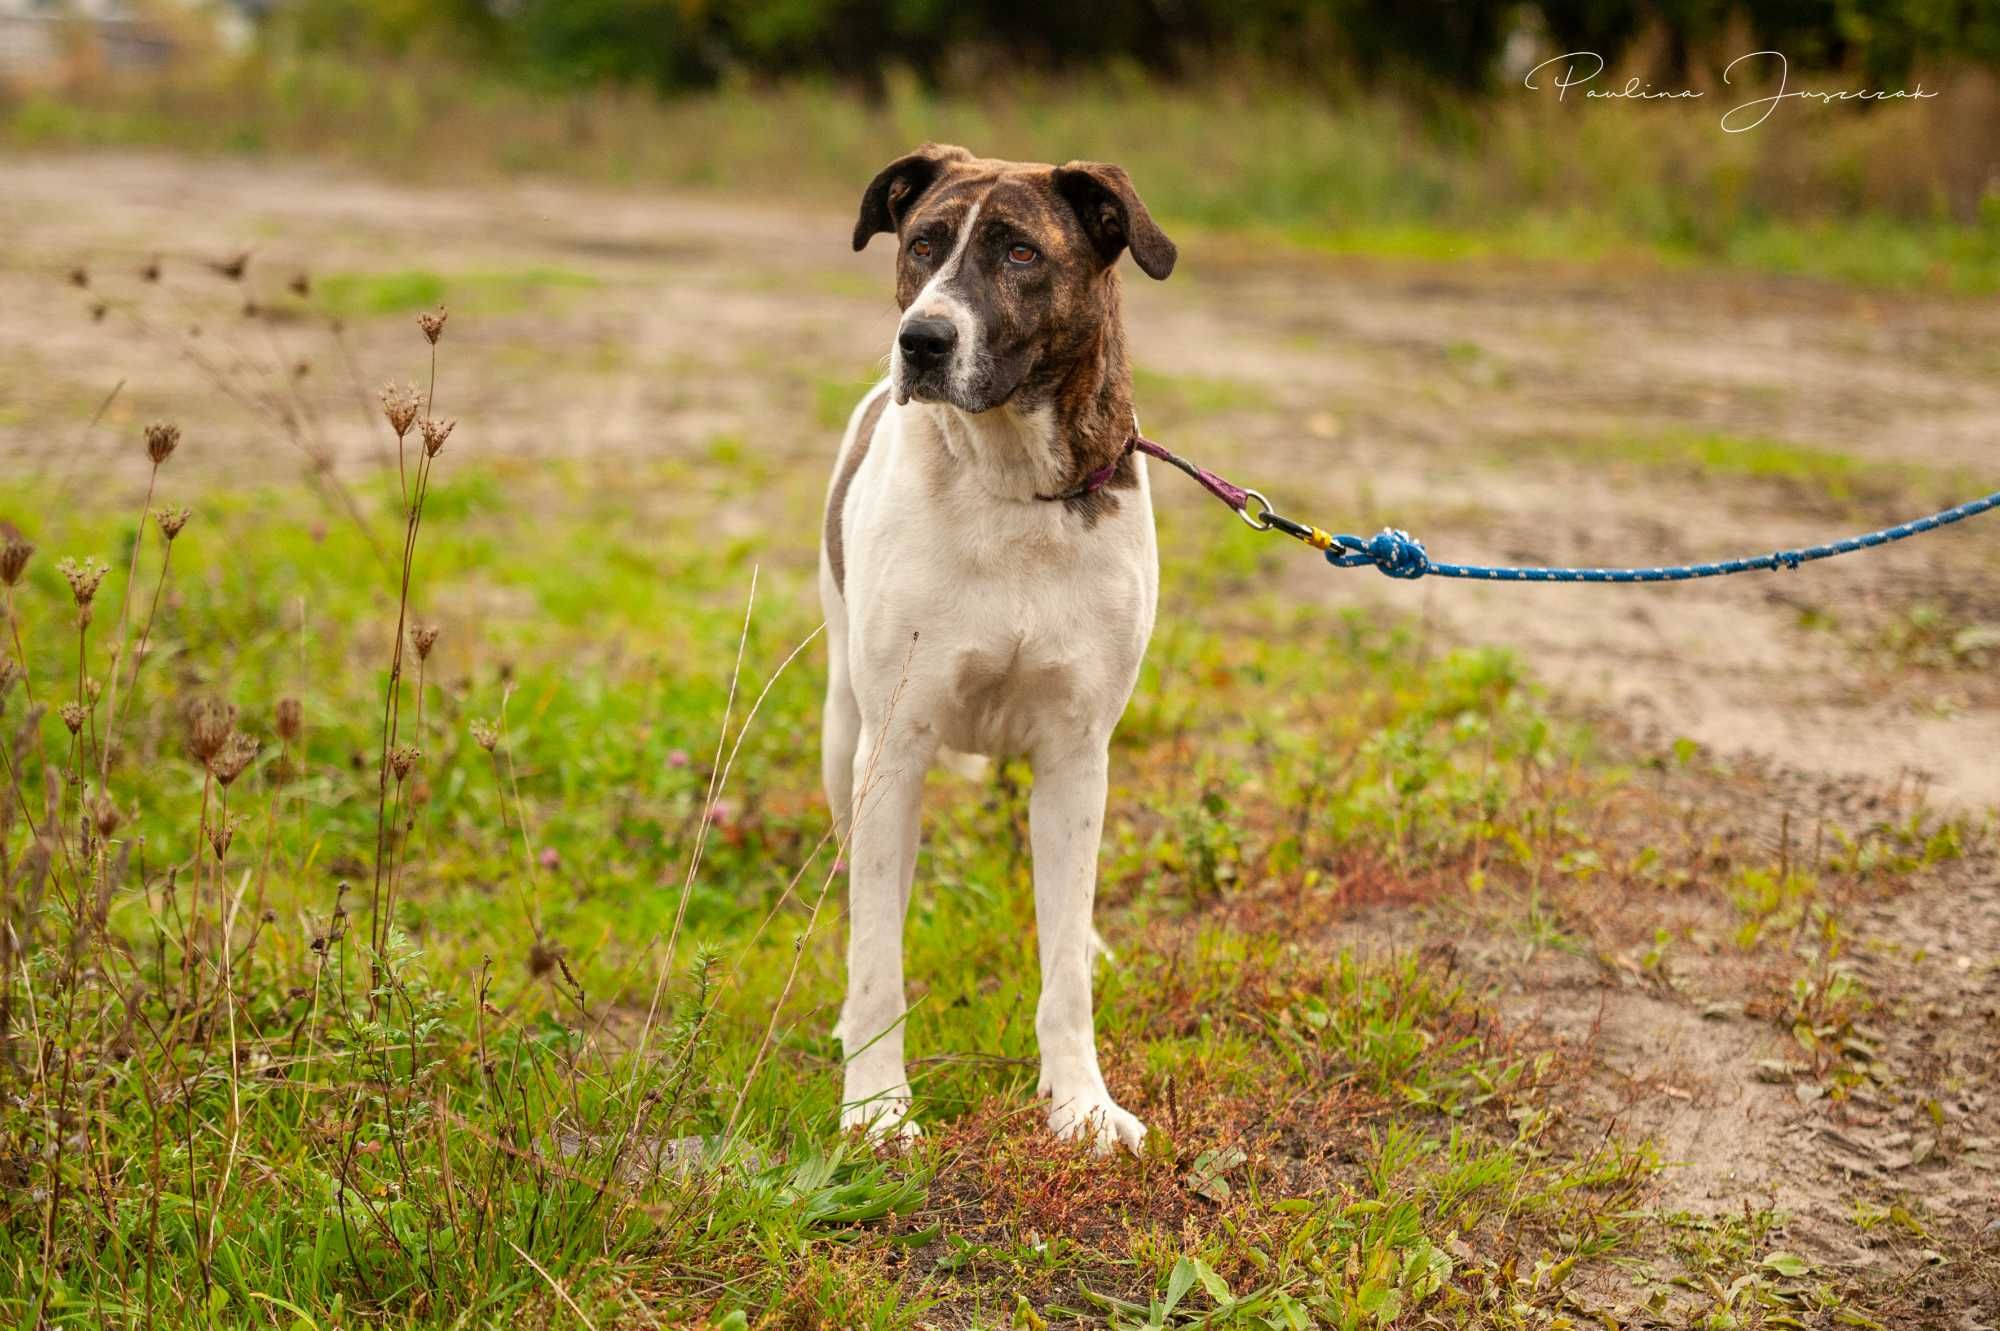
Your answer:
[1031,743,1146,1154]
[836,722,930,1141]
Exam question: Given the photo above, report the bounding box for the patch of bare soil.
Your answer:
[1414,757,2000,1325]
[6,151,1997,1321]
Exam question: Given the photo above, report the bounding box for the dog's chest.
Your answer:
[851,502,1154,755]
[925,573,1139,755]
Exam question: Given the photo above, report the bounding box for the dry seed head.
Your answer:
[84,675,101,704]
[60,701,86,734]
[145,422,181,465]
[417,307,448,344]
[388,743,420,781]
[470,719,499,752]
[184,696,237,764]
[58,556,109,607]
[91,796,122,838]
[211,731,259,787]
[419,417,455,458]
[410,622,439,661]
[0,531,32,586]
[155,507,191,541]
[275,696,303,743]
[208,816,236,861]
[379,382,420,439]
[0,658,19,712]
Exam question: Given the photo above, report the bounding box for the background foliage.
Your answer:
[276,0,2000,91]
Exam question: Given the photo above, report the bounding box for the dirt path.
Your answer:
[6,151,1997,1317]
[8,152,1997,809]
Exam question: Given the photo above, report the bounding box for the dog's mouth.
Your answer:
[893,362,955,408]
[894,361,1024,414]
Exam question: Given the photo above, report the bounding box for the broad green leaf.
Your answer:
[1761,1251,1810,1278]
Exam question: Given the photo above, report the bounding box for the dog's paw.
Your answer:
[1046,1090,1146,1156]
[840,1085,921,1148]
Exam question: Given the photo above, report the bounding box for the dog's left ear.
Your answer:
[1052,161,1177,280]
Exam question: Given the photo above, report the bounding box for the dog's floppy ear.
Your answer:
[853,143,974,252]
[1052,161,1177,280]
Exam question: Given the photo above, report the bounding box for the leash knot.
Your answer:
[1367,528,1431,579]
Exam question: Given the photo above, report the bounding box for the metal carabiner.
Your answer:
[1236,489,1277,531]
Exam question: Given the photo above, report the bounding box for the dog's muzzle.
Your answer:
[896,318,958,403]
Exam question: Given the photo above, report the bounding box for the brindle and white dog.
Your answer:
[821,144,1176,1153]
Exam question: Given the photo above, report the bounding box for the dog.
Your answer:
[820,144,1176,1153]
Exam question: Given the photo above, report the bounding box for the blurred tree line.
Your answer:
[278,0,2000,92]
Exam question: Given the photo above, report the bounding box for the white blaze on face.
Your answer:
[896,192,989,404]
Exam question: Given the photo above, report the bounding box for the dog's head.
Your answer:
[854,144,1176,414]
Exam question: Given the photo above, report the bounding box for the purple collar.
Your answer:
[1035,433,1253,513]
[1035,436,1138,503]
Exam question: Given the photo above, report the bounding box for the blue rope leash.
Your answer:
[1132,435,2000,583]
[1322,488,2000,582]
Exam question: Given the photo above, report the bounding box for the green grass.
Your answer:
[0,410,1661,1326]
[1131,367,1272,417]
[315,266,602,317]
[0,307,1983,1326]
[1528,428,1982,509]
[5,54,1999,293]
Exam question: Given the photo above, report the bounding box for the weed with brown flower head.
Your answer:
[419,417,455,459]
[380,382,421,441]
[144,422,180,466]
[211,731,260,788]
[97,425,183,808]
[0,528,32,705]
[58,556,108,611]
[388,743,419,783]
[89,795,121,840]
[275,697,302,745]
[0,530,30,588]
[367,316,465,1016]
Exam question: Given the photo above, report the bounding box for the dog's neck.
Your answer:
[1042,310,1136,501]
[914,286,1136,510]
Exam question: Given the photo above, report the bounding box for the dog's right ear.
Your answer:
[853,144,973,252]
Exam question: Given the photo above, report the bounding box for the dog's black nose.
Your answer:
[898,318,958,369]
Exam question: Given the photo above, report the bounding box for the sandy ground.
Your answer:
[5,153,1997,1316]
[8,153,1997,809]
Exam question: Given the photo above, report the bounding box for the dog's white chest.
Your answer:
[839,419,1158,758]
[931,582,1128,755]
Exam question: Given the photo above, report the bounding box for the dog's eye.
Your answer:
[910,238,933,260]
[1007,243,1039,266]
